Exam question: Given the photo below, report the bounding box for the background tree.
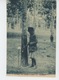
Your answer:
[42,0,56,28]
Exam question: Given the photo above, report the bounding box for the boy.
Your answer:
[28,27,37,67]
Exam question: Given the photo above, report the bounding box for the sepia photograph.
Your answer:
[7,0,56,76]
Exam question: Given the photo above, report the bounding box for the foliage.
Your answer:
[43,0,56,13]
[7,0,35,17]
[42,0,56,28]
[7,0,56,28]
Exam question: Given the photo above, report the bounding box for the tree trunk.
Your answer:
[21,0,28,67]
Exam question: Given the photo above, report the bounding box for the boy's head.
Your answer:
[28,27,34,34]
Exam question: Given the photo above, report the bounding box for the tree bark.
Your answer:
[21,0,28,67]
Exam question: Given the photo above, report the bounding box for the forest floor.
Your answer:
[7,33,56,76]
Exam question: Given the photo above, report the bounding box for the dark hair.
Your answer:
[28,27,34,33]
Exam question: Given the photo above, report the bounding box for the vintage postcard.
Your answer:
[7,0,56,77]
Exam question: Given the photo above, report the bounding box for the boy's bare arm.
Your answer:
[27,41,37,45]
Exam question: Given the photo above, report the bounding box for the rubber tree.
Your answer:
[21,0,28,67]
